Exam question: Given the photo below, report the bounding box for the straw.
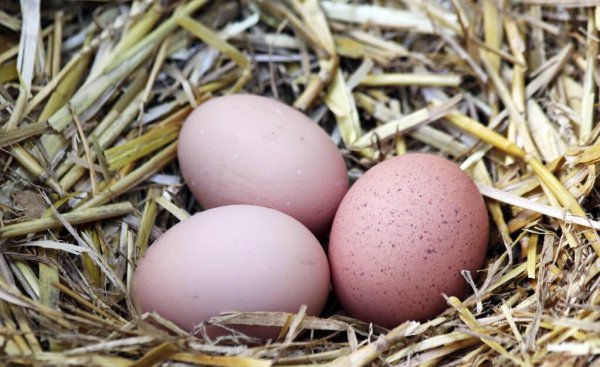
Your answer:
[3,1,600,366]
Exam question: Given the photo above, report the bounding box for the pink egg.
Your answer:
[132,205,331,338]
[328,153,488,328]
[177,94,348,235]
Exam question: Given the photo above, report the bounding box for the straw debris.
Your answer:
[2,0,600,366]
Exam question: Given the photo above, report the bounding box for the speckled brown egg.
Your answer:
[328,153,488,328]
[177,94,349,234]
[132,205,331,339]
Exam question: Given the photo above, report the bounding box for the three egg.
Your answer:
[132,94,489,336]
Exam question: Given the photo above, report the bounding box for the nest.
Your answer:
[1,0,599,365]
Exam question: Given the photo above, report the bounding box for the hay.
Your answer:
[0,0,599,365]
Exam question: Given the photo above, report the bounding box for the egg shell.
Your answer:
[132,205,331,338]
[328,153,488,328]
[177,94,349,235]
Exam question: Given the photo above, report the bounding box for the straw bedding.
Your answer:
[0,0,599,366]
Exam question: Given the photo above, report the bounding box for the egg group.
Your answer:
[133,94,490,336]
[328,153,489,327]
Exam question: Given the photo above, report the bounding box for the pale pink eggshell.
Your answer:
[132,205,331,339]
[177,94,348,235]
[328,153,489,328]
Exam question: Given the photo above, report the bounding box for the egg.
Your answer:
[177,94,348,234]
[328,153,488,328]
[132,205,330,338]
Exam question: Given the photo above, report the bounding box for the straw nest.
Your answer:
[1,0,600,365]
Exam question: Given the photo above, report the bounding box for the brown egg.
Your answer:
[328,153,488,328]
[177,94,348,234]
[132,205,331,338]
